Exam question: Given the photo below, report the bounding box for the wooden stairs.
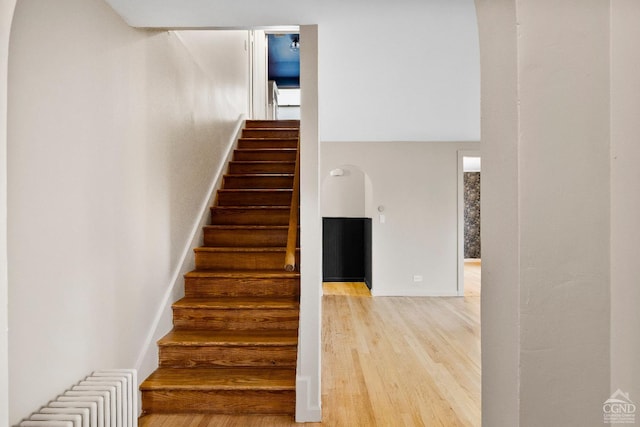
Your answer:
[140,120,301,417]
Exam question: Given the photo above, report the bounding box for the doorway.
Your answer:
[250,30,301,120]
[267,33,300,120]
[458,150,481,297]
[249,26,302,120]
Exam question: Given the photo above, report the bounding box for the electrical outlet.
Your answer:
[413,275,423,282]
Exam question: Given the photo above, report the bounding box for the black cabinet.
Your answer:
[323,217,372,289]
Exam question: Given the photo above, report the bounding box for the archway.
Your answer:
[321,164,373,290]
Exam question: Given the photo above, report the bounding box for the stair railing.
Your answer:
[284,134,300,271]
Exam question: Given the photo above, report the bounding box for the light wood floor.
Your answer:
[140,263,481,426]
[322,281,372,297]
[464,259,481,297]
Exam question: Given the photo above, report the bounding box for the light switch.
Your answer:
[379,214,386,224]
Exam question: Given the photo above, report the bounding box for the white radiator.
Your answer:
[19,369,138,427]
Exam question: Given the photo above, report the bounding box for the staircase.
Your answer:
[140,120,301,416]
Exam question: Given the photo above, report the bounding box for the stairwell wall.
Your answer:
[0,1,15,426]
[7,0,249,423]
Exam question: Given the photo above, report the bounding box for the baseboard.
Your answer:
[371,289,460,297]
[295,376,322,422]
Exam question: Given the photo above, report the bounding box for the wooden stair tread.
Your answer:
[184,270,300,279]
[230,161,295,164]
[243,128,299,131]
[242,129,299,133]
[216,189,294,207]
[204,225,290,230]
[211,205,290,209]
[217,189,292,193]
[224,174,294,178]
[159,329,298,346]
[234,149,297,153]
[238,138,299,141]
[245,120,299,128]
[208,207,292,226]
[211,206,290,211]
[194,247,297,253]
[140,368,295,391]
[173,297,299,310]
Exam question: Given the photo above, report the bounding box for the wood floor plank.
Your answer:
[322,282,371,296]
[464,259,481,297]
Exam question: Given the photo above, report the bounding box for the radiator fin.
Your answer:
[19,369,138,427]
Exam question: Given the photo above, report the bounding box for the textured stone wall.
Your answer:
[464,172,481,258]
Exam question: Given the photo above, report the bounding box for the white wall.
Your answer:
[477,1,612,426]
[611,0,640,412]
[517,2,610,424]
[0,0,14,425]
[7,0,248,423]
[475,2,520,424]
[323,141,479,296]
[104,0,480,143]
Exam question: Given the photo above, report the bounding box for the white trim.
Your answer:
[134,115,245,380]
[371,289,460,297]
[296,24,322,423]
[295,376,322,422]
[457,150,480,297]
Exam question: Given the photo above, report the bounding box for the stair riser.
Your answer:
[216,191,292,207]
[141,389,295,415]
[195,250,299,270]
[223,176,294,190]
[242,129,299,138]
[210,208,290,225]
[204,228,298,247]
[234,151,296,162]
[238,139,298,149]
[228,162,295,175]
[173,308,300,330]
[159,346,297,368]
[184,277,300,298]
[245,120,299,128]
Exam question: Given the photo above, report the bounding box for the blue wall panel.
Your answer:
[268,34,300,88]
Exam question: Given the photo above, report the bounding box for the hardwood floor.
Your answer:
[140,265,481,426]
[322,282,371,297]
[464,259,481,297]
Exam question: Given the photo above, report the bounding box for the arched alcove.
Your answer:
[321,164,373,289]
